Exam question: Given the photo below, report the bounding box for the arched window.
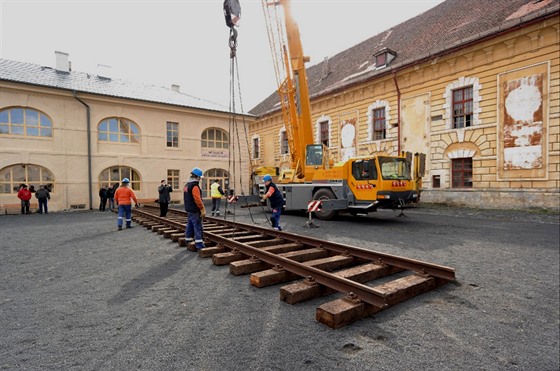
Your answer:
[0,164,55,194]
[201,128,229,149]
[0,107,53,137]
[99,166,141,191]
[201,168,229,199]
[98,117,140,143]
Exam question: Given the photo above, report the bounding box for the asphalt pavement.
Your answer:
[0,204,558,370]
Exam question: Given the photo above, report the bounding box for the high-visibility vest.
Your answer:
[211,182,223,198]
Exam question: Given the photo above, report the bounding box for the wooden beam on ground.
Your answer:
[212,251,245,265]
[198,244,228,258]
[171,233,183,242]
[316,274,436,329]
[250,252,348,288]
[231,247,328,277]
[280,263,404,304]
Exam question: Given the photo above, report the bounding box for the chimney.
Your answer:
[97,64,111,79]
[321,57,330,79]
[171,84,180,92]
[55,51,70,73]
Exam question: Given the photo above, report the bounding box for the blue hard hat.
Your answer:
[191,167,203,177]
[122,178,130,183]
[263,174,272,182]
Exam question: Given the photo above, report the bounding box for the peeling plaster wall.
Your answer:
[248,17,560,210]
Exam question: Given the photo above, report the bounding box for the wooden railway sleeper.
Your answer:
[134,207,455,317]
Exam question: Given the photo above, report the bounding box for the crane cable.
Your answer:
[224,20,272,227]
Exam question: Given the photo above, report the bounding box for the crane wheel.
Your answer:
[313,189,338,220]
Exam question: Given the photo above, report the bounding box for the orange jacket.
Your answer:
[114,186,138,206]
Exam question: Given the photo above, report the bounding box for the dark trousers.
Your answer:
[38,198,48,214]
[270,207,282,230]
[211,198,221,215]
[159,202,169,217]
[185,211,204,249]
[20,200,30,214]
[99,198,107,211]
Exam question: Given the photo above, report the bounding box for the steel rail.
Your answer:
[204,216,456,281]
[136,207,455,281]
[208,232,390,307]
[135,207,456,307]
[135,208,388,307]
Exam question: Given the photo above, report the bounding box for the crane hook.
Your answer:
[223,0,241,58]
[223,0,241,28]
[229,27,238,58]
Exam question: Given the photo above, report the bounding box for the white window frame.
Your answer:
[251,134,261,159]
[279,127,289,155]
[366,100,391,142]
[443,77,482,129]
[315,115,332,148]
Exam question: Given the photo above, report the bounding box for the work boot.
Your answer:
[118,226,123,231]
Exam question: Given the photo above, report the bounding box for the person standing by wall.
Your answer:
[107,183,117,211]
[158,179,173,217]
[99,186,108,211]
[261,174,284,231]
[17,184,32,215]
[183,167,206,249]
[210,179,225,216]
[35,185,51,214]
[114,178,138,231]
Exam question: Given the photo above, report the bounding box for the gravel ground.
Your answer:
[0,204,558,371]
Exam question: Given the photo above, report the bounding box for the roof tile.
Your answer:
[0,59,230,114]
[250,0,559,116]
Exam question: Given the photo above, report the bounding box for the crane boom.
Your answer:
[264,0,314,180]
[255,0,424,220]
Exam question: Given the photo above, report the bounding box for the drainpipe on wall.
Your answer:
[392,70,401,154]
[73,92,93,210]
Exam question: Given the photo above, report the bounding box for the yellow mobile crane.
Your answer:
[228,0,424,220]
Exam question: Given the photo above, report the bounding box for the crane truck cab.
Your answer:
[256,144,423,220]
[251,0,424,220]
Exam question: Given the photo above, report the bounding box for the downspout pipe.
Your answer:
[73,91,93,210]
[392,70,401,154]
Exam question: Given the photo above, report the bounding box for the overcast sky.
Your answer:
[1,0,444,111]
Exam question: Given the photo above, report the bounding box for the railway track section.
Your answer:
[132,205,456,329]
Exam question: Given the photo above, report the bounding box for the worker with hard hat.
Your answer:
[114,177,139,231]
[210,179,225,216]
[183,167,206,249]
[261,174,284,231]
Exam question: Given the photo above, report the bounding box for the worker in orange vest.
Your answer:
[114,178,139,230]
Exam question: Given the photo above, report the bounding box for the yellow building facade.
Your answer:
[249,1,559,210]
[0,55,252,213]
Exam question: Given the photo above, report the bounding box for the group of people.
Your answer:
[15,169,284,244]
[17,184,51,215]
[98,184,118,211]
[107,168,284,249]
[181,169,283,248]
